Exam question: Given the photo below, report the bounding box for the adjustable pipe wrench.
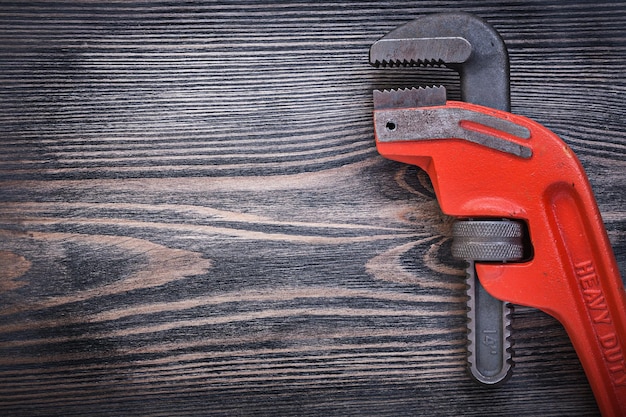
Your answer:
[370,13,626,417]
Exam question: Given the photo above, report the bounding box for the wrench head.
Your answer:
[369,12,510,111]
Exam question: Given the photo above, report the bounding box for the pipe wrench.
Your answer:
[370,13,626,417]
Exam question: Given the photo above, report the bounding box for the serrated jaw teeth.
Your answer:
[371,58,445,68]
[373,85,447,110]
[369,36,472,68]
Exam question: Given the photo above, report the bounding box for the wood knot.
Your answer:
[0,250,31,292]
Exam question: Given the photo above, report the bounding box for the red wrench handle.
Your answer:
[374,101,626,416]
[477,151,626,416]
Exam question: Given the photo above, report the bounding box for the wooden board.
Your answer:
[1,1,624,415]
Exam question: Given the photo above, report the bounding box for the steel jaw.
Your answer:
[369,12,510,112]
[370,12,515,385]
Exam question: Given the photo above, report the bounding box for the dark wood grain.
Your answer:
[0,1,624,416]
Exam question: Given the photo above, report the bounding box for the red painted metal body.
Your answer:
[375,100,626,417]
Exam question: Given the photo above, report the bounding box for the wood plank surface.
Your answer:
[0,1,624,415]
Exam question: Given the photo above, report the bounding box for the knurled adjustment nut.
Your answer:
[451,220,524,262]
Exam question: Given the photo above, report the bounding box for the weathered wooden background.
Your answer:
[1,1,624,415]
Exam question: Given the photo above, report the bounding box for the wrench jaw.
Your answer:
[369,37,471,68]
[373,85,447,110]
[369,12,510,111]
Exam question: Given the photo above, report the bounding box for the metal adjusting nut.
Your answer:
[451,220,525,261]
